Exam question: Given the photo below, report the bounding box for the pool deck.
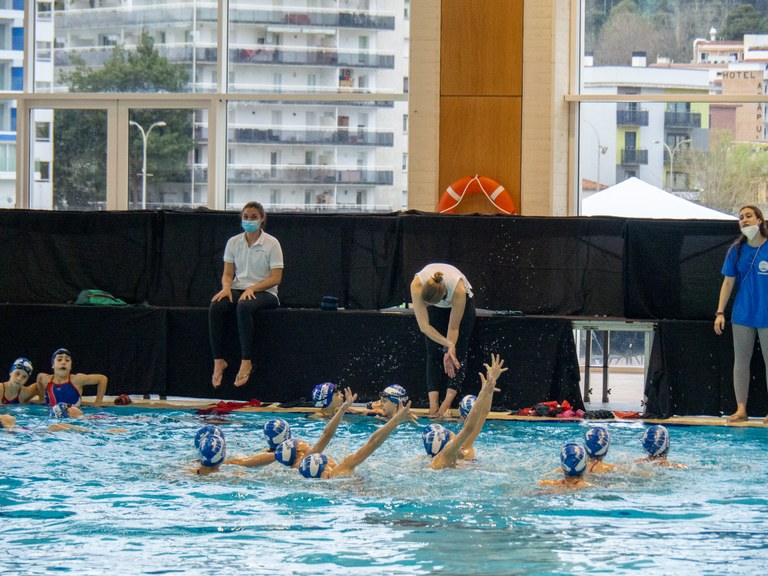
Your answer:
[79,396,768,427]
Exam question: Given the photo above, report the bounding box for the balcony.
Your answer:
[664,111,701,128]
[620,148,648,165]
[616,109,649,126]
[227,166,394,186]
[229,47,394,69]
[53,5,396,32]
[228,127,394,147]
[229,9,396,31]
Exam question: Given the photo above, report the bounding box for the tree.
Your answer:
[54,32,193,210]
[678,130,768,214]
[594,1,668,64]
[723,3,768,39]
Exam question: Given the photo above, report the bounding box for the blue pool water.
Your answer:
[2,405,767,575]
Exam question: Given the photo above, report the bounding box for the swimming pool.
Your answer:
[2,406,767,575]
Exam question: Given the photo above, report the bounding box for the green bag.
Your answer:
[75,289,128,306]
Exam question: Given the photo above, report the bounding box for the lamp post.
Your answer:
[129,120,167,209]
[582,120,608,190]
[653,138,691,191]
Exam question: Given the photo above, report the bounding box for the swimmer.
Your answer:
[0,413,16,429]
[537,443,593,490]
[583,426,616,474]
[194,426,227,476]
[636,425,688,469]
[1,358,40,404]
[36,348,108,407]
[370,384,410,420]
[47,402,126,433]
[310,382,366,418]
[423,354,507,470]
[296,400,414,479]
[226,387,359,468]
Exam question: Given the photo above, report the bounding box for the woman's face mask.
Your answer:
[741,224,760,241]
[242,220,261,233]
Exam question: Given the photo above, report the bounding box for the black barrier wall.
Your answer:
[0,209,741,316]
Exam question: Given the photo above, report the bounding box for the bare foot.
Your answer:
[211,360,227,389]
[763,415,768,425]
[727,411,748,423]
[234,361,253,387]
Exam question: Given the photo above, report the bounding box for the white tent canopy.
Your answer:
[582,177,737,220]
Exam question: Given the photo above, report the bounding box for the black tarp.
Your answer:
[400,213,626,315]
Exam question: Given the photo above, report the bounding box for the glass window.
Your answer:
[30,108,108,211]
[39,1,213,94]
[578,1,768,218]
[20,0,409,211]
[226,100,400,212]
[128,109,208,210]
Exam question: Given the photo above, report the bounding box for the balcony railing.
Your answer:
[665,111,701,128]
[616,109,649,126]
[227,127,394,147]
[229,47,394,69]
[225,166,394,186]
[53,6,396,31]
[620,148,648,165]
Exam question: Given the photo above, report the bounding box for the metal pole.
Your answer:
[130,120,166,210]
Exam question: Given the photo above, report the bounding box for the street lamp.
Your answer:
[653,139,691,191]
[129,120,167,209]
[582,120,608,190]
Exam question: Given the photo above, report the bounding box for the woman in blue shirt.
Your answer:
[714,205,768,423]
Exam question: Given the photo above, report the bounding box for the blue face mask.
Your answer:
[242,220,260,233]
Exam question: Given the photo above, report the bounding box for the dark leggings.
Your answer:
[425,295,476,394]
[209,290,279,360]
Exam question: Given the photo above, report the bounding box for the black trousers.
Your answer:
[209,290,279,360]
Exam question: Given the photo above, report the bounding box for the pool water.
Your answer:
[2,406,767,575]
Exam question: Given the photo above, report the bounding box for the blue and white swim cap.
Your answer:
[422,423,450,457]
[584,426,610,458]
[560,442,587,477]
[194,424,223,450]
[10,357,33,376]
[49,402,71,418]
[459,395,476,419]
[642,425,670,457]
[274,438,298,467]
[264,418,291,449]
[311,382,336,408]
[51,348,71,365]
[198,432,226,467]
[380,384,408,405]
[298,453,328,478]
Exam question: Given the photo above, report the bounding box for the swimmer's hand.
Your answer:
[482,354,507,390]
[342,387,357,409]
[211,286,233,303]
[395,400,418,425]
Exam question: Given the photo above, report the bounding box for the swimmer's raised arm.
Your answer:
[330,401,413,478]
[436,355,505,465]
[308,387,357,456]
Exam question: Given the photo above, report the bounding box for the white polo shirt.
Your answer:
[224,231,284,299]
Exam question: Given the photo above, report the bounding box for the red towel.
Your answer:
[196,398,262,415]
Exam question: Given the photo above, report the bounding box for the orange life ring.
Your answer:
[437,175,517,215]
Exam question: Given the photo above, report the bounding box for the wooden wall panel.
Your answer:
[439,96,522,212]
[441,0,523,97]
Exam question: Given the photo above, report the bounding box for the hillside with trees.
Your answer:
[586,0,768,65]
